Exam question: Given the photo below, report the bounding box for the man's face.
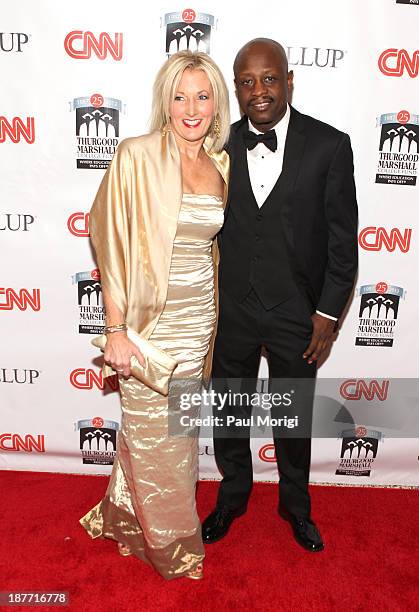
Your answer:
[234,43,293,132]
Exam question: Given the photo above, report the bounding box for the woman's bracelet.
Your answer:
[104,323,128,334]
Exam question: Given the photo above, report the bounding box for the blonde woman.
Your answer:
[79,51,230,580]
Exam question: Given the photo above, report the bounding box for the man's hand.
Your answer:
[303,313,336,364]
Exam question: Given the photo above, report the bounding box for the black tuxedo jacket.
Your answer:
[220,106,358,319]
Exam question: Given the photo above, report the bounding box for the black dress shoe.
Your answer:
[278,508,324,552]
[202,506,244,544]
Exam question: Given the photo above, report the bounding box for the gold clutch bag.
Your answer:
[91,329,178,396]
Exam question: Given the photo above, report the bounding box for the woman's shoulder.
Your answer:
[116,131,162,157]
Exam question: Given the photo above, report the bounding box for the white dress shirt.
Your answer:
[247,104,290,208]
[246,104,337,322]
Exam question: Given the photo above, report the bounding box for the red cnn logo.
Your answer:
[359,227,412,253]
[64,31,123,60]
[70,368,119,391]
[0,288,41,311]
[0,116,35,143]
[340,379,389,401]
[378,49,419,77]
[0,433,45,452]
[258,444,277,462]
[68,212,90,237]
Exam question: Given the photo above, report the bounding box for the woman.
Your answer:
[79,51,230,581]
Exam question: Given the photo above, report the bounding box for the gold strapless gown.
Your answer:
[80,194,224,580]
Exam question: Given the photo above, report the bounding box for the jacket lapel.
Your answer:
[224,118,251,217]
[278,107,306,257]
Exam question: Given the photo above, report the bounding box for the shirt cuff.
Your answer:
[316,310,338,322]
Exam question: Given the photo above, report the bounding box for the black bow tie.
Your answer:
[243,129,277,152]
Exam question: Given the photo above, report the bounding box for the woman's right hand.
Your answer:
[104,332,145,378]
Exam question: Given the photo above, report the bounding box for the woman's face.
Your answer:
[169,68,215,145]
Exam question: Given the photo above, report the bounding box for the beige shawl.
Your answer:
[89,129,230,382]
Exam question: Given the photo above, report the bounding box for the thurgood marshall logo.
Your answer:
[64,31,123,60]
[0,116,35,143]
[0,368,40,384]
[0,33,30,52]
[163,9,215,56]
[70,368,119,391]
[336,426,382,477]
[75,416,119,465]
[356,281,406,347]
[0,214,35,232]
[0,288,40,311]
[72,269,104,334]
[378,49,419,77]
[286,46,345,68]
[67,212,89,236]
[359,226,412,252]
[376,111,418,186]
[0,433,45,452]
[70,93,124,169]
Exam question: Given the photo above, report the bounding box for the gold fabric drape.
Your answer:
[88,129,229,381]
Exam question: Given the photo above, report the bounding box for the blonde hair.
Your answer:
[150,51,230,153]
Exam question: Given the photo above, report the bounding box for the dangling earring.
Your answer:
[213,116,221,139]
[162,120,171,136]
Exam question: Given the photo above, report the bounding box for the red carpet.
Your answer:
[0,471,417,612]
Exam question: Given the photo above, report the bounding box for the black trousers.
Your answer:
[212,287,317,518]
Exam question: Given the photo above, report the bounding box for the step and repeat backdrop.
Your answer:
[1,0,419,486]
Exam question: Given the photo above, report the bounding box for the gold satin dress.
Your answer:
[80,193,224,580]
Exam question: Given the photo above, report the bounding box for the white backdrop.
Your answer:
[1,0,418,486]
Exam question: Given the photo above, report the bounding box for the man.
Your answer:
[202,38,358,552]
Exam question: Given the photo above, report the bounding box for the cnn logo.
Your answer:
[340,379,389,401]
[64,31,123,60]
[68,212,90,237]
[359,227,412,253]
[378,49,419,77]
[258,444,277,462]
[0,288,40,311]
[0,433,45,452]
[0,116,35,143]
[70,368,119,391]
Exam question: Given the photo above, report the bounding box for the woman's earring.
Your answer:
[213,116,221,139]
[162,121,171,136]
